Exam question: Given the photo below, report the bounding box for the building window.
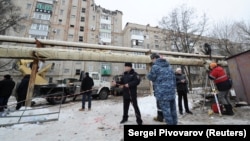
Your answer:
[72,6,77,9]
[101,64,111,76]
[33,13,51,20]
[133,63,146,69]
[131,29,143,36]
[30,24,49,31]
[29,35,47,39]
[101,15,110,20]
[59,19,62,22]
[82,8,85,13]
[71,15,76,18]
[133,52,146,69]
[35,2,53,14]
[64,69,70,73]
[60,10,64,15]
[70,25,74,28]
[24,14,29,19]
[100,23,111,30]
[80,26,84,32]
[79,36,83,42]
[49,77,53,83]
[56,29,61,35]
[75,69,81,75]
[68,34,73,38]
[62,0,65,5]
[81,17,85,22]
[93,16,95,20]
[100,32,111,39]
[132,40,143,46]
[27,4,32,9]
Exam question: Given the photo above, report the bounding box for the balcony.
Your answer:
[131,35,144,41]
[29,29,48,36]
[32,18,50,25]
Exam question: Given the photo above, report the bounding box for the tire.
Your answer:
[98,89,109,100]
[48,92,67,104]
[46,98,52,103]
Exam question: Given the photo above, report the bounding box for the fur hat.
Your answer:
[209,62,217,69]
[124,62,132,67]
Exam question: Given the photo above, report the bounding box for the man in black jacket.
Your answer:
[79,72,94,111]
[112,62,143,125]
[16,75,30,110]
[175,68,193,115]
[0,75,16,112]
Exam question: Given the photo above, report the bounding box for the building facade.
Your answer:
[2,0,249,89]
[4,0,126,84]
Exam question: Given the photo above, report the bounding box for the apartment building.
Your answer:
[4,0,126,83]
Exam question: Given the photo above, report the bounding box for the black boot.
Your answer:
[120,116,128,124]
[120,119,128,124]
[222,105,234,116]
[157,111,164,122]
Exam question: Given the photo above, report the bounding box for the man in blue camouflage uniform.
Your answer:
[147,53,178,125]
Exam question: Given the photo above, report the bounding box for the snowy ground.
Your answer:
[0,90,250,141]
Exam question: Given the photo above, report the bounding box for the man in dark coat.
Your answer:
[0,75,16,111]
[175,68,193,115]
[16,75,30,110]
[79,72,94,111]
[112,62,143,125]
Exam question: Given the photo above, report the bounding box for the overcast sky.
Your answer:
[94,0,250,28]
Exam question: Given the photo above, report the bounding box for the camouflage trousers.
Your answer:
[158,99,178,125]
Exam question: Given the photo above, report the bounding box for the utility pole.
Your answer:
[25,38,43,107]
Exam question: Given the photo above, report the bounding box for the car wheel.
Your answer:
[98,89,108,100]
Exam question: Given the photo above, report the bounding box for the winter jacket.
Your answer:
[17,75,30,99]
[147,58,176,101]
[117,69,140,99]
[175,73,188,92]
[209,66,231,91]
[0,78,16,97]
[81,76,94,91]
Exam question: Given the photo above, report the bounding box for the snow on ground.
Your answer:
[0,92,250,141]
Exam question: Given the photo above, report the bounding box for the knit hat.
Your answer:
[124,62,132,67]
[209,62,217,69]
[150,53,160,59]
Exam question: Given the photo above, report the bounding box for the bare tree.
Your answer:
[236,21,250,42]
[0,0,24,34]
[210,21,240,56]
[159,4,208,90]
[159,5,207,53]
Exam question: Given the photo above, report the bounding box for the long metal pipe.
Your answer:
[0,45,227,66]
[0,35,226,59]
